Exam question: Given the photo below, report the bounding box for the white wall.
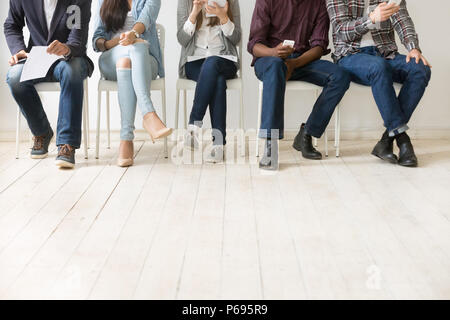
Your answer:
[1,0,449,139]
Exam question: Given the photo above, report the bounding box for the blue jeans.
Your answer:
[254,55,351,139]
[6,57,89,148]
[185,56,238,145]
[99,42,158,141]
[338,46,431,136]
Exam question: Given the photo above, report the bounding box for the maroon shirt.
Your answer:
[248,0,330,65]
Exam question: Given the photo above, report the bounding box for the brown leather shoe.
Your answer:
[55,144,75,169]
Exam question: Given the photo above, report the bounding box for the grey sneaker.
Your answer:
[55,144,76,169]
[259,139,279,171]
[30,128,54,159]
[184,124,200,151]
[205,145,224,164]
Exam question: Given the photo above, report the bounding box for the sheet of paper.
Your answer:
[20,46,62,82]
[187,55,238,63]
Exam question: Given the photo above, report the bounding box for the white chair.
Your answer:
[15,79,90,160]
[174,43,245,157]
[255,81,341,158]
[96,24,169,159]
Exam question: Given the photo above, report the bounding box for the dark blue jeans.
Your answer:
[254,55,351,139]
[338,46,431,135]
[6,57,89,148]
[185,56,237,145]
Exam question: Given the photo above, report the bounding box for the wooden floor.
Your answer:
[0,138,449,300]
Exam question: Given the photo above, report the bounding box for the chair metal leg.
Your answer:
[96,90,102,159]
[175,89,180,131]
[161,85,168,158]
[82,89,89,160]
[256,82,263,158]
[106,91,111,149]
[16,109,21,159]
[336,105,341,157]
[183,89,187,129]
[335,108,339,149]
[84,80,90,149]
[239,85,245,157]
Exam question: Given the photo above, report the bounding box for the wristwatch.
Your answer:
[132,30,140,39]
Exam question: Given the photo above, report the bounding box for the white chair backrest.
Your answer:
[237,39,243,78]
[156,24,165,66]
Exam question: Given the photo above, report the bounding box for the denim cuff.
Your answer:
[305,124,323,139]
[120,133,135,141]
[389,125,409,137]
[56,140,81,149]
[258,129,283,140]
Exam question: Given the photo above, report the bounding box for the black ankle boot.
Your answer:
[396,133,418,167]
[292,124,322,160]
[371,130,398,164]
[259,139,279,171]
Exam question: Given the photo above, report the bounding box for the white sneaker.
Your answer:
[205,145,224,164]
[184,124,200,151]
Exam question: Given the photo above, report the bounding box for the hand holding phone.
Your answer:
[206,0,227,18]
[283,40,295,49]
[275,42,295,59]
[370,1,400,23]
[388,0,402,5]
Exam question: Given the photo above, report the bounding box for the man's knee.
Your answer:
[58,58,87,84]
[408,61,432,85]
[116,57,132,69]
[6,64,25,91]
[257,57,287,80]
[330,68,351,90]
[264,57,286,71]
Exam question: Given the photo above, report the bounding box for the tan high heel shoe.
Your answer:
[117,140,134,167]
[143,112,173,143]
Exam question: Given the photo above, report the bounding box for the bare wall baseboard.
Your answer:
[2,128,450,143]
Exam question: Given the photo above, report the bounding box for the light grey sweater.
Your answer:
[177,0,242,78]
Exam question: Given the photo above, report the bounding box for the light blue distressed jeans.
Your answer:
[99,42,158,141]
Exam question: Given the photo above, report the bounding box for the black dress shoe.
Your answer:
[259,139,279,171]
[371,130,398,164]
[292,123,322,160]
[396,133,418,167]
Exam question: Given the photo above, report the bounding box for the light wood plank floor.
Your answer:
[0,139,449,300]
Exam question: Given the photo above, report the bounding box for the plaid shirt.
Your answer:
[326,0,420,62]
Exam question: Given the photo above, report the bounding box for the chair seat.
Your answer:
[98,78,165,91]
[177,77,243,91]
[277,81,402,92]
[351,82,402,90]
[285,81,322,91]
[34,82,62,92]
[35,79,90,92]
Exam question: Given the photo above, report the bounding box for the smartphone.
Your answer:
[283,40,295,48]
[388,0,402,5]
[206,0,227,18]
